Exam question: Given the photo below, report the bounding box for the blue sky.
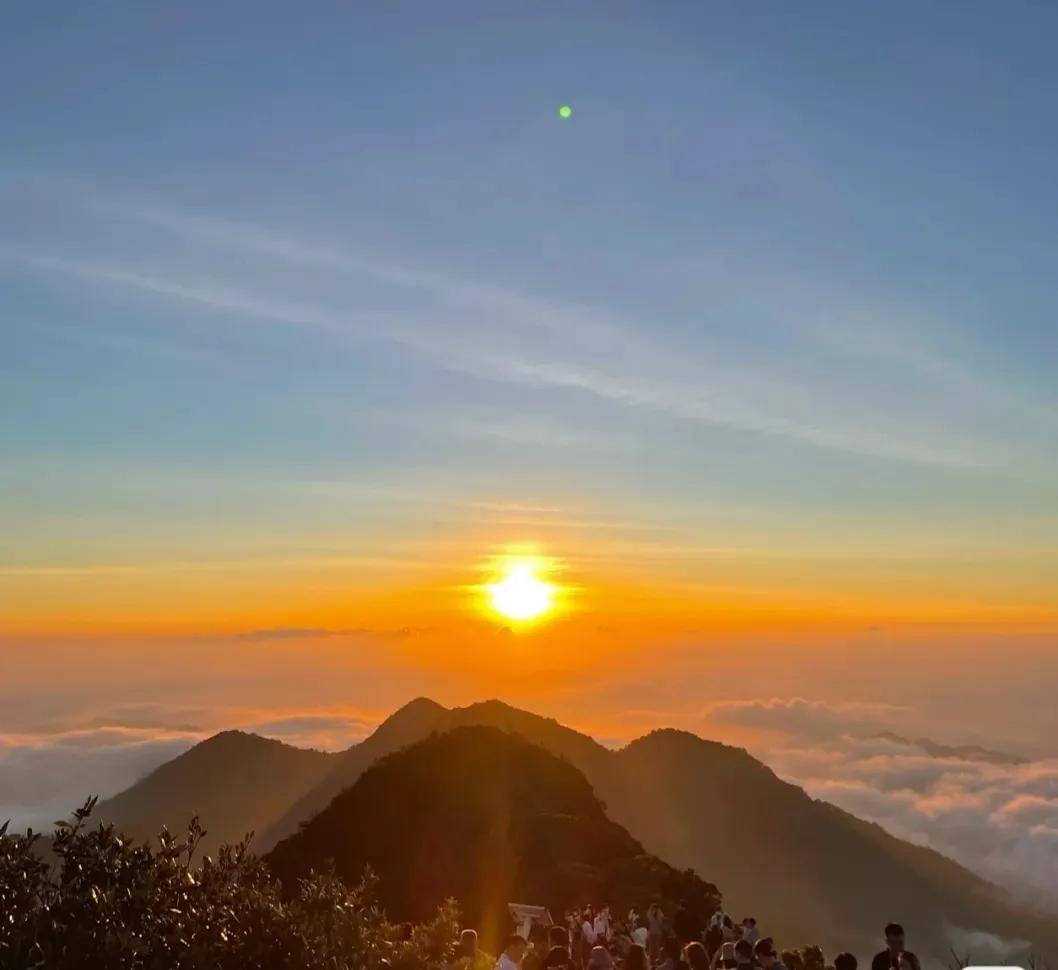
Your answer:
[2,1,1057,611]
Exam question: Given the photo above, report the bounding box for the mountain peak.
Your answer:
[363,696,449,745]
[191,729,334,758]
[389,696,447,719]
[460,698,518,714]
[185,729,275,755]
[625,726,733,755]
[211,728,266,741]
[265,724,719,951]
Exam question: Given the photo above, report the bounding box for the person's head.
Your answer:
[587,945,614,970]
[897,953,920,970]
[459,929,479,957]
[550,926,570,949]
[834,954,858,970]
[734,940,753,963]
[664,939,682,963]
[505,935,528,961]
[884,924,905,955]
[684,942,710,970]
[626,943,650,970]
[719,942,738,970]
[754,937,780,969]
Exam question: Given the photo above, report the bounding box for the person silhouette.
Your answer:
[871,924,905,970]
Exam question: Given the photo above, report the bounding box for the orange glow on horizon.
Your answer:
[3,535,1058,643]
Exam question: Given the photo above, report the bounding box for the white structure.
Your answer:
[507,903,553,940]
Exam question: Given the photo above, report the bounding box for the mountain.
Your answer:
[869,731,1028,765]
[605,729,1056,963]
[97,698,1058,964]
[95,730,335,850]
[260,698,608,849]
[265,726,719,952]
[263,696,452,847]
[94,698,449,856]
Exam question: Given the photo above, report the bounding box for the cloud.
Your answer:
[709,697,1058,910]
[0,703,388,829]
[238,713,375,750]
[226,626,427,643]
[0,726,202,828]
[0,555,445,579]
[228,626,369,642]
[0,189,1004,468]
[706,696,908,739]
[943,924,1031,963]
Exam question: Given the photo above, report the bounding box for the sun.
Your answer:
[486,559,556,622]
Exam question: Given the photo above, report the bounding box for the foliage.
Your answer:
[944,949,1051,970]
[0,799,459,970]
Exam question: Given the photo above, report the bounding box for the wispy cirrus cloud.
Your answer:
[0,188,1008,469]
[225,626,428,642]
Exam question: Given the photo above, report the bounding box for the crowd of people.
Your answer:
[451,907,922,970]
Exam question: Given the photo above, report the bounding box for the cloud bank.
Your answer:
[0,725,201,829]
[4,687,1055,917]
[0,706,380,829]
[706,697,1058,910]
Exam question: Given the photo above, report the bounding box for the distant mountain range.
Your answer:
[95,698,1058,965]
[868,730,1027,765]
[267,725,719,951]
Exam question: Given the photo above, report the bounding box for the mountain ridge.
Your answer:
[93,697,1058,965]
[867,730,1027,765]
[265,725,720,952]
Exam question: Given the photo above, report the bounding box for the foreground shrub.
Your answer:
[0,799,458,970]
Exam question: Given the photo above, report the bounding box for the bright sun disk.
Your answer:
[487,560,555,622]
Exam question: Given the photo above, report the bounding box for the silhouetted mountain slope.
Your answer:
[265,726,718,952]
[259,698,607,849]
[263,696,450,847]
[606,729,1058,964]
[99,698,1058,964]
[264,703,1057,962]
[96,730,334,854]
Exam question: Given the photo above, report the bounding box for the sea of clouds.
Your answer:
[0,705,377,830]
[4,691,1056,921]
[705,697,1058,912]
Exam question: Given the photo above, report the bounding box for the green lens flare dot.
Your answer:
[558,105,572,119]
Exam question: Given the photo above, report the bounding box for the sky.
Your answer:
[2,0,1058,902]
